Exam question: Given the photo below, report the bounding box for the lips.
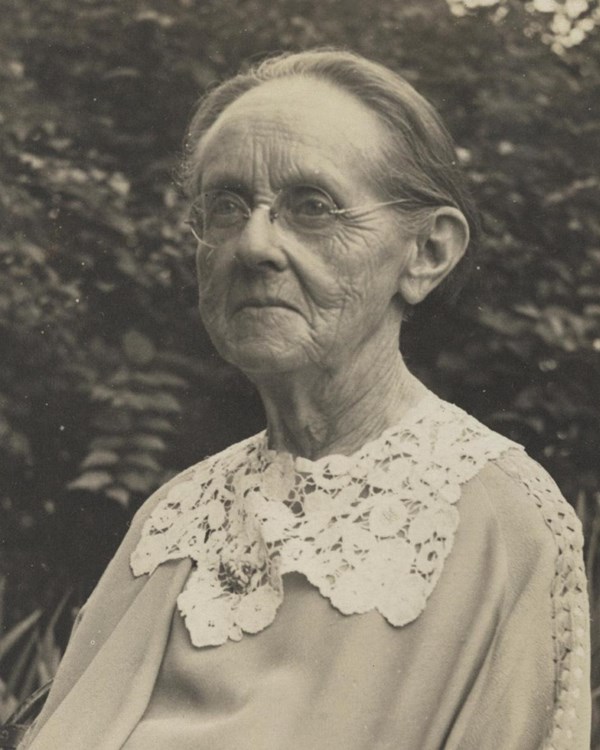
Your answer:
[234,297,298,313]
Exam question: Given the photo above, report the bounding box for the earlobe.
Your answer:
[398,207,469,305]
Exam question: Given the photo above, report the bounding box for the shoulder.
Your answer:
[458,446,586,613]
[427,394,583,561]
[472,447,584,554]
[464,451,590,748]
[130,431,263,535]
[128,431,263,576]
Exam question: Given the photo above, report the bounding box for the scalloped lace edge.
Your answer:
[131,395,523,648]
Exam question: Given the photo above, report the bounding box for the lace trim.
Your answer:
[500,453,589,750]
[131,393,519,647]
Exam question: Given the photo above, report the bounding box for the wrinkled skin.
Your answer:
[190,77,462,457]
[194,78,414,376]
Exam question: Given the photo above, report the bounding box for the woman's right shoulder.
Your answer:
[128,431,263,540]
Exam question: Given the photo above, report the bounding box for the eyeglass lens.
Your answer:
[191,185,341,242]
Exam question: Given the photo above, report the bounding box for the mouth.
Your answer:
[234,297,298,313]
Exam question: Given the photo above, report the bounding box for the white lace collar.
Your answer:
[131,392,520,647]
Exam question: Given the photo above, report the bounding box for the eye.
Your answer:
[203,190,249,229]
[284,186,337,224]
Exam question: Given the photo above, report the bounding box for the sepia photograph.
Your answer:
[0,0,598,747]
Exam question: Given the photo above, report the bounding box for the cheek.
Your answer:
[195,250,234,336]
[195,243,215,284]
[195,245,229,299]
[326,228,404,303]
[292,230,377,299]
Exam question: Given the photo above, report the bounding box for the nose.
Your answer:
[234,205,287,271]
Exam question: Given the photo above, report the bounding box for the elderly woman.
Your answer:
[22,49,589,750]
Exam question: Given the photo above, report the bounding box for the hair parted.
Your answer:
[181,48,480,303]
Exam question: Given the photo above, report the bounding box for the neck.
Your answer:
[252,345,426,460]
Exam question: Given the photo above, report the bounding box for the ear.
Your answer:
[398,207,469,305]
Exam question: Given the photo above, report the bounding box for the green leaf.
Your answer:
[122,330,156,365]
[0,609,42,662]
[129,434,167,451]
[38,591,71,680]
[123,453,162,471]
[117,470,157,494]
[80,449,120,469]
[105,486,131,507]
[67,471,113,492]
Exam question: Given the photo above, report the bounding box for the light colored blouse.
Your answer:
[22,392,590,749]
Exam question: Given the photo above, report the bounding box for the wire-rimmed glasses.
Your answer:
[185,184,411,246]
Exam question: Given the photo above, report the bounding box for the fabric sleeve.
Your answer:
[17,468,195,749]
[452,450,591,750]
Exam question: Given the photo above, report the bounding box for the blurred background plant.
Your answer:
[0,577,67,724]
[0,0,599,742]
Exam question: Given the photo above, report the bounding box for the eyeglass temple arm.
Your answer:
[183,220,218,248]
[332,198,412,217]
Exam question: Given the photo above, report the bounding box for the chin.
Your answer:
[216,338,311,377]
[207,312,315,376]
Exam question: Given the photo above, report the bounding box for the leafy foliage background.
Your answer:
[1,0,599,739]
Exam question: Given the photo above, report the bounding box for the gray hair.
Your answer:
[181,48,480,303]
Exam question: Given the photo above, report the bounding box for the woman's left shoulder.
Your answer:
[428,395,583,552]
[469,445,584,560]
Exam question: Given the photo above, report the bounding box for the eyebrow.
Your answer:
[201,180,249,196]
[200,170,350,208]
[198,168,245,191]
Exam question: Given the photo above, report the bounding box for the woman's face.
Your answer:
[191,77,417,377]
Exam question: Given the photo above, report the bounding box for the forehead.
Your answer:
[193,77,389,190]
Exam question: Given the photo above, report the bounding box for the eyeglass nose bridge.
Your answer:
[253,197,281,225]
